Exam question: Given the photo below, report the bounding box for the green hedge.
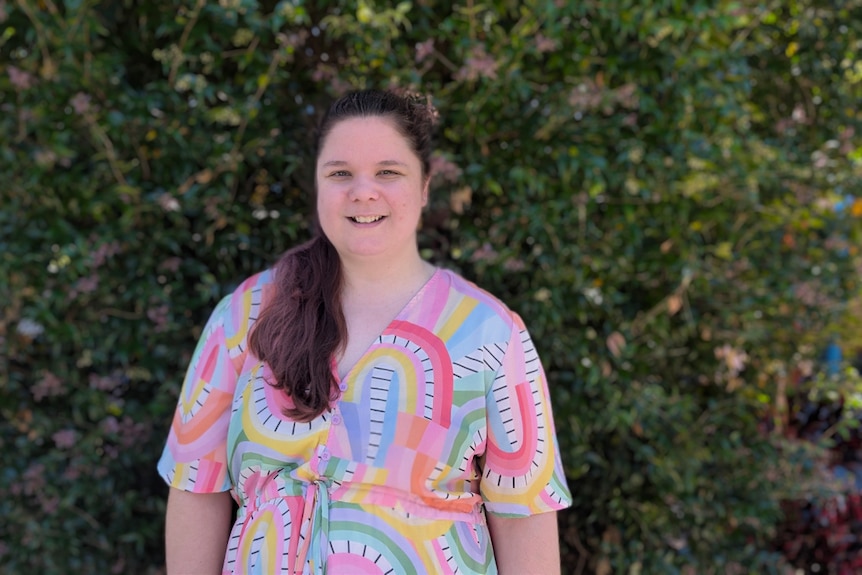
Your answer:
[2,1,861,573]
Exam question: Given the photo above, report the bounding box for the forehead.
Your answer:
[317,116,416,163]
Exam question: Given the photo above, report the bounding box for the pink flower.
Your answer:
[8,66,34,90]
[470,243,498,263]
[568,80,639,113]
[157,193,181,213]
[415,39,435,63]
[327,77,353,97]
[839,127,855,154]
[792,281,831,308]
[77,274,99,292]
[39,495,60,514]
[204,196,222,220]
[69,273,100,301]
[455,45,498,81]
[22,463,46,495]
[52,429,78,450]
[714,344,749,376]
[104,445,120,460]
[503,258,526,272]
[430,154,462,184]
[32,371,64,401]
[791,103,808,124]
[90,373,121,392]
[568,80,604,112]
[534,34,558,53]
[34,149,58,168]
[63,464,81,481]
[101,416,121,435]
[147,304,170,332]
[797,359,814,378]
[614,83,639,109]
[312,65,334,82]
[774,118,793,135]
[70,92,91,115]
[277,29,308,49]
[824,234,849,252]
[90,241,122,268]
[159,257,183,272]
[116,416,152,449]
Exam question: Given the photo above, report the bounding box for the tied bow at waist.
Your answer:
[294,479,331,575]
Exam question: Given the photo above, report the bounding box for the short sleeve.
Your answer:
[157,294,240,493]
[480,312,573,517]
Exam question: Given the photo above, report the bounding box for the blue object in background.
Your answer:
[824,341,843,377]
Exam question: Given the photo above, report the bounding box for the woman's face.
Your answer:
[316,116,429,265]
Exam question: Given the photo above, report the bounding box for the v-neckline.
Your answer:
[332,267,443,384]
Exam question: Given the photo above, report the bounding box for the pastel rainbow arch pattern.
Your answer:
[158,268,572,574]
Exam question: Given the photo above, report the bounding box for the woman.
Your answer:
[159,89,572,574]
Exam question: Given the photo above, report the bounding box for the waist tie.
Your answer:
[294,480,330,575]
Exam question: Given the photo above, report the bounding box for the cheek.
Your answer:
[396,196,419,216]
[316,186,337,211]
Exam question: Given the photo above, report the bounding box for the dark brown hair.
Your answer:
[248,89,437,421]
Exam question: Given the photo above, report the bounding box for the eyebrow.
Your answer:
[321,160,409,168]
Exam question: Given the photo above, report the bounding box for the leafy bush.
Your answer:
[2,0,861,573]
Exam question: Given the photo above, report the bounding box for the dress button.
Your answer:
[339,382,348,392]
[320,449,330,462]
[332,414,342,425]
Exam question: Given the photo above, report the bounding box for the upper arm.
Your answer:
[165,488,234,575]
[487,511,561,575]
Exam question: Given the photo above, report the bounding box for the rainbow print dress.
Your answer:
[158,267,572,574]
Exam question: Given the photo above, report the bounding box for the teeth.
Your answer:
[353,215,383,223]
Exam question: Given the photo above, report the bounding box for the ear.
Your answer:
[421,178,431,207]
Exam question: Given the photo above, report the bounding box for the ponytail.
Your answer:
[248,235,345,421]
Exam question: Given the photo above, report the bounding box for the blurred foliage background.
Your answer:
[2,0,862,573]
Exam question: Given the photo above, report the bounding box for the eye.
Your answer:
[328,170,351,178]
[378,169,401,177]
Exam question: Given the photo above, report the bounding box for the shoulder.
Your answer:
[230,268,276,301]
[435,268,521,331]
[210,269,276,337]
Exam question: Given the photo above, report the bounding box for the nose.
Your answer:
[348,175,380,202]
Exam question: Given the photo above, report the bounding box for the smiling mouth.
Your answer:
[349,215,385,223]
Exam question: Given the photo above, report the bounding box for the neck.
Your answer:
[339,250,434,299]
